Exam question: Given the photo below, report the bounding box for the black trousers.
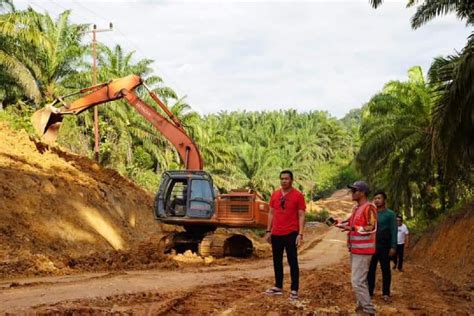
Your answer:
[271,231,299,291]
[393,244,405,271]
[368,247,392,296]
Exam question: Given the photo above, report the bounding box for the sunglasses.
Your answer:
[280,196,286,209]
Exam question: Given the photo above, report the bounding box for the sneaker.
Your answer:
[289,290,298,300]
[264,287,282,296]
[382,295,391,303]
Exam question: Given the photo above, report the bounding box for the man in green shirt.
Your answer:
[367,190,397,302]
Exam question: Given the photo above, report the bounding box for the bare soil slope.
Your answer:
[0,122,164,278]
[410,201,474,288]
[307,189,354,219]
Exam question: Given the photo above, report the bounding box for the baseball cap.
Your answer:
[347,181,370,195]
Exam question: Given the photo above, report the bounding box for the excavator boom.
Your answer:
[32,74,269,258]
[31,75,203,170]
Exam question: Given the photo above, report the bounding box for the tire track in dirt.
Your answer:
[0,227,347,314]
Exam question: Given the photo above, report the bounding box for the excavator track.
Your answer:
[159,231,202,254]
[199,233,253,258]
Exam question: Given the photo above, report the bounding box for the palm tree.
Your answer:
[370,0,473,29]
[234,142,280,197]
[1,9,44,104]
[369,1,473,212]
[0,0,14,13]
[428,33,474,195]
[0,9,88,105]
[193,114,236,189]
[357,66,434,215]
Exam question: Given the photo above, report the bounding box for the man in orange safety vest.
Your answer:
[337,181,377,315]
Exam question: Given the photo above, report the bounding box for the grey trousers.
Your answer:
[351,253,376,314]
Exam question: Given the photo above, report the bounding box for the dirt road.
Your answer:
[2,225,472,315]
[1,232,472,315]
[0,226,346,314]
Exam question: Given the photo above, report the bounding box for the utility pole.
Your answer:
[84,22,113,162]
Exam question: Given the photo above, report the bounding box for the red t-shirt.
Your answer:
[269,188,306,236]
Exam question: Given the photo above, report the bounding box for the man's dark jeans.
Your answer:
[368,247,392,296]
[393,244,405,271]
[271,231,299,291]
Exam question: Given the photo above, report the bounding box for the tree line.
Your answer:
[0,1,359,200]
[358,0,473,219]
[1,0,472,221]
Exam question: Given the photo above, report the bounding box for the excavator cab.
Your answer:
[155,171,216,221]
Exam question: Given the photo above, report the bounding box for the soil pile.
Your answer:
[307,189,355,219]
[0,122,165,278]
[410,201,474,288]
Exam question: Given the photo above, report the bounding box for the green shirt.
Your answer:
[376,208,397,249]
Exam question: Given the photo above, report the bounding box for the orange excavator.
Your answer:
[31,75,269,258]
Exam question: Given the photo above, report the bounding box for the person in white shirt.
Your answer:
[393,215,409,271]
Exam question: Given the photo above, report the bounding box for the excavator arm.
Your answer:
[31,75,203,170]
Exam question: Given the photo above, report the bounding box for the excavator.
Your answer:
[31,75,269,258]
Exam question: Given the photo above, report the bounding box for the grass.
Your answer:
[305,208,330,222]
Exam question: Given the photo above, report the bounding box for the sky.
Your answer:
[17,0,472,118]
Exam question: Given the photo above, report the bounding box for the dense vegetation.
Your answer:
[1,0,472,221]
[361,0,474,219]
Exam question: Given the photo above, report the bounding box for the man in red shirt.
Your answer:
[264,170,306,300]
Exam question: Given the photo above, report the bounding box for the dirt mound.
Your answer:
[410,201,474,288]
[307,189,354,219]
[0,122,165,278]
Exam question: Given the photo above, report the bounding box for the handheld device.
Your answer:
[325,217,337,226]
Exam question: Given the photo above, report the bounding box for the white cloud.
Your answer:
[18,0,472,117]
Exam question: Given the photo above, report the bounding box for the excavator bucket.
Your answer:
[31,106,64,143]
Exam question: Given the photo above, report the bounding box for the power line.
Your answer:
[48,0,70,13]
[29,1,57,14]
[41,0,187,103]
[71,0,108,24]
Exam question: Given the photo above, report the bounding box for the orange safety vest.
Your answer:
[348,202,377,255]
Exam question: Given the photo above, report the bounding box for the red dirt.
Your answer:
[410,202,474,288]
[0,122,166,278]
[0,122,472,314]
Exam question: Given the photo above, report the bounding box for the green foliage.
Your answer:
[133,146,154,170]
[357,63,472,220]
[305,208,330,222]
[405,197,474,244]
[0,9,88,105]
[198,110,358,198]
[429,33,474,187]
[0,6,358,197]
[127,166,161,192]
[370,0,474,29]
[357,66,434,216]
[334,162,360,190]
[252,228,267,238]
[0,1,14,13]
[365,1,473,222]
[56,116,93,157]
[0,102,35,135]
